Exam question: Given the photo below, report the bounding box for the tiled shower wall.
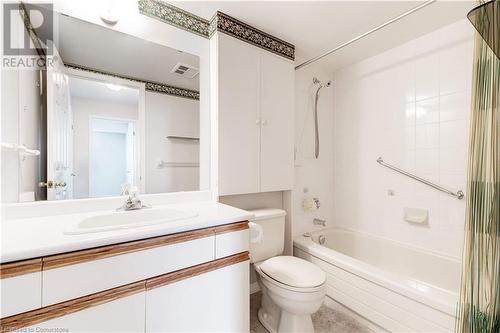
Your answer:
[294,63,335,238]
[332,19,474,258]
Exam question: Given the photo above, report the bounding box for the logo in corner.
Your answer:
[2,2,54,69]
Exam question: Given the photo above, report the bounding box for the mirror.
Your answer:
[1,9,201,202]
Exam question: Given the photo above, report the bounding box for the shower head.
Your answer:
[312,77,332,159]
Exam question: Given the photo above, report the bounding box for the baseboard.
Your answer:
[250,282,261,294]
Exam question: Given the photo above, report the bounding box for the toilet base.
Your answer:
[258,307,315,333]
[257,287,281,333]
[258,307,278,333]
[257,288,316,333]
[278,310,314,333]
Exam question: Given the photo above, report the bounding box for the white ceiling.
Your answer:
[69,76,140,105]
[53,14,200,90]
[172,0,475,72]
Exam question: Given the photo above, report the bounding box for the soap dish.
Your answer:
[404,207,429,224]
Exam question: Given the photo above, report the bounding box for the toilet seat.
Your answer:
[256,256,326,292]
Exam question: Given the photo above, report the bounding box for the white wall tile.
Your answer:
[440,92,470,122]
[416,97,439,125]
[415,54,440,101]
[415,149,439,182]
[327,19,473,258]
[440,120,467,149]
[293,63,335,238]
[440,147,467,174]
[439,20,474,96]
[415,123,439,149]
[439,42,474,95]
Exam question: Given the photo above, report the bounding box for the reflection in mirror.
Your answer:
[1,8,201,202]
[68,77,139,199]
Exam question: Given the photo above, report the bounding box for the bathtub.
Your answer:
[293,228,461,333]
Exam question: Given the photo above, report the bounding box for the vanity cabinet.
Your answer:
[0,222,250,332]
[0,260,42,318]
[215,223,249,259]
[29,291,146,333]
[42,230,215,306]
[146,259,249,332]
[215,33,294,196]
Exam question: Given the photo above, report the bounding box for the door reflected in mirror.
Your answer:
[53,76,141,200]
[90,117,136,198]
[1,7,201,202]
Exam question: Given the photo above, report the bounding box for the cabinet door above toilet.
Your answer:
[215,33,295,196]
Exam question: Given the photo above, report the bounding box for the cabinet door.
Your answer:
[260,52,295,192]
[29,293,145,333]
[1,272,42,318]
[42,235,214,306]
[146,261,249,332]
[218,33,261,196]
[215,229,249,259]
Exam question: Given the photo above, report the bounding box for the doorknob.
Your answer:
[39,180,67,189]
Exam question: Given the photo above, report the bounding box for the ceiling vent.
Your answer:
[170,63,199,79]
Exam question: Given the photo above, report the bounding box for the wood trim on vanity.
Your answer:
[147,251,250,290]
[1,222,249,275]
[0,281,146,331]
[0,252,249,331]
[214,221,249,234]
[0,258,42,279]
[42,228,215,270]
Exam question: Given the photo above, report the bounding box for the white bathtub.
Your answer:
[293,228,461,333]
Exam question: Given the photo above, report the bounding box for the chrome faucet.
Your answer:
[118,184,148,211]
[313,218,327,227]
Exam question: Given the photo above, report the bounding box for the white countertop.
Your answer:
[1,201,253,263]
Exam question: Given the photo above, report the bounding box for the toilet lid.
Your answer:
[259,256,326,288]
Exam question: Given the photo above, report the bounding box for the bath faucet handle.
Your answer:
[313,218,327,227]
[313,197,320,209]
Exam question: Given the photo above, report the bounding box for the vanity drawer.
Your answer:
[215,222,249,259]
[1,260,42,318]
[42,232,215,306]
[29,290,146,333]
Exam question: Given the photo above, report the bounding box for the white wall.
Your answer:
[72,96,138,198]
[293,63,335,238]
[145,92,200,194]
[331,19,473,258]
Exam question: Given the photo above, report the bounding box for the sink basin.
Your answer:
[64,208,198,235]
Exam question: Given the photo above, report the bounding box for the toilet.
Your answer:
[249,209,326,333]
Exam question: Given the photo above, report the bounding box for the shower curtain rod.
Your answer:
[295,0,437,70]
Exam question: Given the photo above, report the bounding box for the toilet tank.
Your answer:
[248,208,287,263]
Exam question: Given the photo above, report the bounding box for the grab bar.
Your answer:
[377,157,464,200]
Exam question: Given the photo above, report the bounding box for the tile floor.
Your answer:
[250,292,372,333]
